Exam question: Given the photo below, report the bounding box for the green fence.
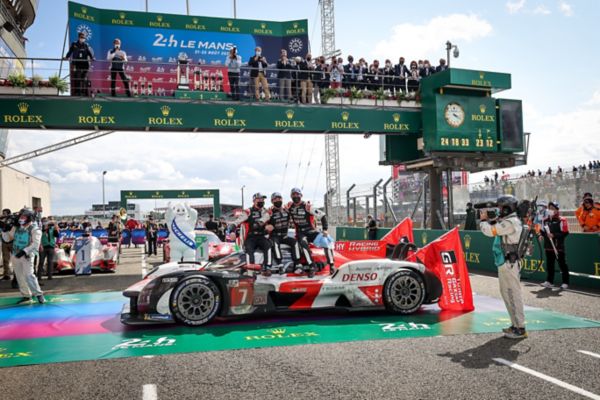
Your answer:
[335,227,600,289]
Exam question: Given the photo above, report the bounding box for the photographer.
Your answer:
[38,218,59,280]
[225,46,242,100]
[1,208,16,283]
[479,195,527,339]
[11,209,45,304]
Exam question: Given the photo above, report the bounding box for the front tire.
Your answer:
[383,269,426,314]
[170,276,221,326]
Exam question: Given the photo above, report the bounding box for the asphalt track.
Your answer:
[1,247,600,400]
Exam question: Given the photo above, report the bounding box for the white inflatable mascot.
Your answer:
[166,202,198,262]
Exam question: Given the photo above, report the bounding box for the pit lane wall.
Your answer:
[336,227,600,289]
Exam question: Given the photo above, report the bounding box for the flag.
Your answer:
[381,217,414,246]
[410,228,474,312]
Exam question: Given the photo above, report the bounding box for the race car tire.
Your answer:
[170,276,221,327]
[383,269,426,314]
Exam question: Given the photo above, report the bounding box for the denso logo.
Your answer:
[342,272,378,282]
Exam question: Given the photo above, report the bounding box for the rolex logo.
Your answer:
[119,12,126,19]
[227,20,233,27]
[421,232,428,245]
[160,105,171,116]
[464,234,472,250]
[192,17,198,24]
[155,191,160,195]
[260,23,266,29]
[270,328,286,335]
[91,104,102,115]
[392,113,400,123]
[479,104,486,114]
[479,71,485,80]
[225,107,235,118]
[81,6,87,14]
[293,22,299,28]
[285,109,294,120]
[341,111,349,122]
[17,102,29,114]
[157,15,163,22]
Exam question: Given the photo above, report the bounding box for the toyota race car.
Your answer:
[121,246,443,327]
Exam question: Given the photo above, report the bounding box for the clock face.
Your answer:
[444,102,465,128]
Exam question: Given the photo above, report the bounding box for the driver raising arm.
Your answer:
[234,193,272,276]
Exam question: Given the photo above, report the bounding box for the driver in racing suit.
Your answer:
[480,195,527,339]
[266,192,303,274]
[234,192,273,276]
[287,187,335,275]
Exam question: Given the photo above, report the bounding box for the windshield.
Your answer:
[195,230,221,244]
[205,252,246,270]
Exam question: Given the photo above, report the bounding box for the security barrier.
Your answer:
[336,226,600,289]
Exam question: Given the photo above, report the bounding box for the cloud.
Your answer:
[559,1,574,16]
[506,0,526,14]
[237,166,264,180]
[586,89,600,106]
[372,14,492,62]
[533,5,551,15]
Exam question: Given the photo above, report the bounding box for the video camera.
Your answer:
[0,212,19,231]
[473,201,498,220]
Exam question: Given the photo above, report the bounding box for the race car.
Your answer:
[121,245,443,327]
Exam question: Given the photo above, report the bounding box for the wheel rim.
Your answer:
[177,283,216,321]
[390,275,422,310]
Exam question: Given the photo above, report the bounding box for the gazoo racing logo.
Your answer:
[341,272,378,282]
[245,328,319,341]
[440,251,456,277]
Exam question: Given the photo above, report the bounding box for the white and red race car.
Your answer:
[121,244,443,327]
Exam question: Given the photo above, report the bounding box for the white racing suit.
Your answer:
[11,223,43,298]
[480,214,525,330]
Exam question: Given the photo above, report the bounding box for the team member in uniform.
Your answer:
[235,193,272,275]
[287,187,335,275]
[540,202,570,290]
[11,209,45,304]
[480,195,527,339]
[266,192,303,274]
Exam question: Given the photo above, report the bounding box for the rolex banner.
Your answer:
[68,1,309,96]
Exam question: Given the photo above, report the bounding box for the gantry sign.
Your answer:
[120,189,220,218]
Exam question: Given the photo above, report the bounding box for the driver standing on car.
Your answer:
[288,187,335,275]
[266,192,303,274]
[479,195,527,339]
[234,193,272,276]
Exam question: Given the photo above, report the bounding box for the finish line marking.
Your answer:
[578,350,600,360]
[493,358,600,400]
[142,384,157,400]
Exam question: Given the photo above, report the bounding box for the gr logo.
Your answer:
[440,251,456,276]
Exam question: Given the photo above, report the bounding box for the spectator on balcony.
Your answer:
[407,61,420,92]
[394,57,409,95]
[225,46,242,100]
[435,58,448,73]
[328,56,344,89]
[297,55,313,104]
[64,31,94,96]
[368,60,382,90]
[276,49,292,101]
[420,60,435,78]
[107,38,131,97]
[356,58,369,89]
[313,56,328,103]
[383,59,395,92]
[248,47,271,101]
[344,55,356,88]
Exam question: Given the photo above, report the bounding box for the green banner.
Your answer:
[120,189,220,217]
[0,98,422,134]
[422,68,512,92]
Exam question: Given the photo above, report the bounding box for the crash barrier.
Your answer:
[0,291,598,368]
[336,227,600,289]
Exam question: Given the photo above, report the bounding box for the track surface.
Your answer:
[1,247,599,400]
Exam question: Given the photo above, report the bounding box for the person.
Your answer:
[355,58,369,90]
[38,218,59,280]
[81,216,92,230]
[343,55,356,88]
[366,215,378,240]
[479,195,527,339]
[1,208,16,283]
[313,56,329,103]
[95,221,103,229]
[407,61,420,92]
[435,58,448,73]
[382,60,395,92]
[367,59,382,91]
[576,193,600,233]
[107,215,121,244]
[145,216,158,256]
[328,56,343,89]
[225,46,242,100]
[267,192,303,274]
[464,202,477,230]
[107,38,131,97]
[234,193,272,275]
[217,217,227,242]
[205,214,218,235]
[394,57,409,95]
[540,202,570,290]
[288,187,334,275]
[276,49,292,101]
[420,60,435,78]
[64,31,94,96]
[297,55,313,104]
[248,47,271,101]
[11,209,45,304]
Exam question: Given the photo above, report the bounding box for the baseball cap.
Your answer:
[548,201,560,210]
[252,192,267,201]
[290,187,302,196]
[583,192,593,199]
[271,192,282,201]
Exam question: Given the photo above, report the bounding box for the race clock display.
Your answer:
[444,102,465,128]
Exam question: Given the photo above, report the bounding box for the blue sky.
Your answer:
[9,0,600,215]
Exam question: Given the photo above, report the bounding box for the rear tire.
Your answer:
[170,276,221,326]
[383,269,426,314]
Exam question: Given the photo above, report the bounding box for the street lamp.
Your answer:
[445,41,460,67]
[102,171,107,219]
[241,185,245,209]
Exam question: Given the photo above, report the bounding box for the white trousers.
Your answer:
[498,261,525,328]
[11,254,43,298]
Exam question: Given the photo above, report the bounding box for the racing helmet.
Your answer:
[497,195,518,218]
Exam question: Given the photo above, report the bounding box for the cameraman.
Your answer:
[38,218,59,280]
[1,209,16,283]
[225,46,242,100]
[479,195,527,339]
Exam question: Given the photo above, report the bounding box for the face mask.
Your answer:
[547,210,555,217]
[256,201,265,208]
[79,38,85,43]
[292,196,301,204]
[418,63,423,68]
[385,62,391,67]
[19,218,26,225]
[256,51,262,56]
[115,44,120,49]
[273,201,283,208]
[307,57,311,61]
